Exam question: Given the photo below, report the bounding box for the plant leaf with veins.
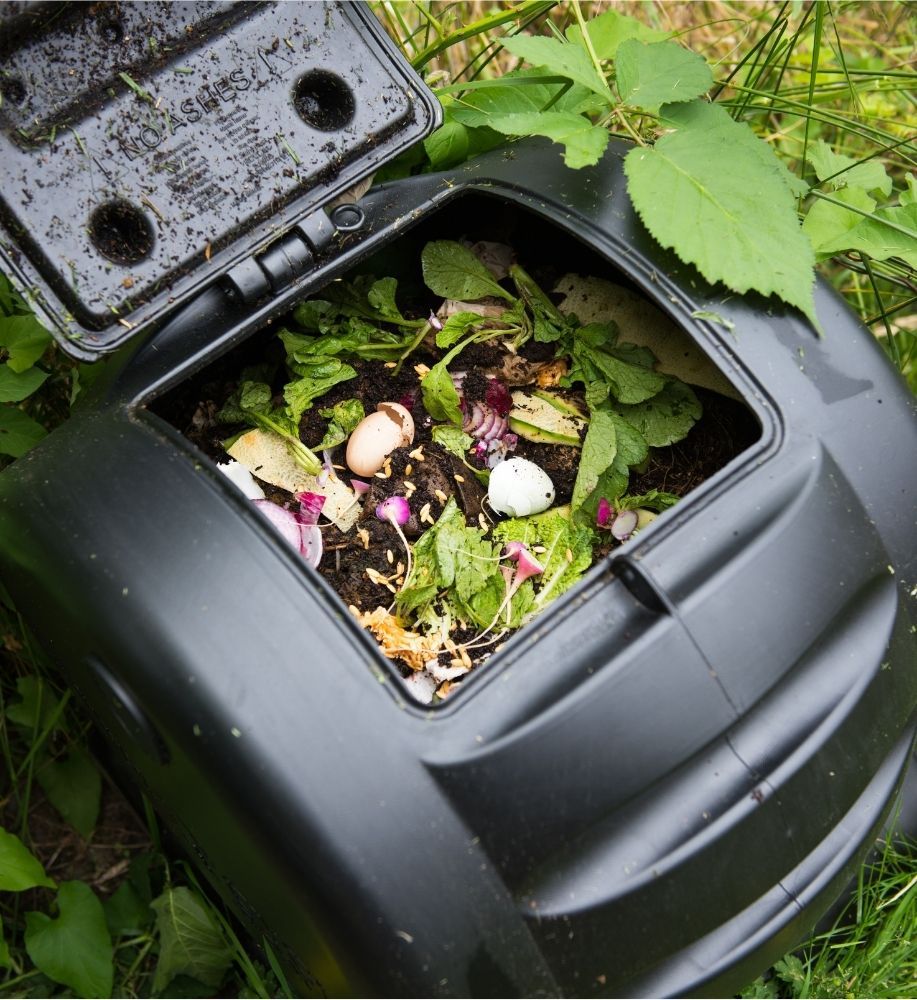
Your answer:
[565,8,668,58]
[626,100,817,327]
[499,35,609,99]
[616,40,713,111]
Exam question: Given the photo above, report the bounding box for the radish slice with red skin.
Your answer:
[611,509,638,540]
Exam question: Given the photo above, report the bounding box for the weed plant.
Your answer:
[1,2,914,996]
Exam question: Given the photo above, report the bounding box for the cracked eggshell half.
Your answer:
[346,403,415,477]
[488,457,555,517]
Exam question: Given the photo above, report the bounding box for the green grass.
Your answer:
[1,2,914,995]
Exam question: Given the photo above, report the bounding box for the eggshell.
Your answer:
[346,402,415,477]
[487,457,555,517]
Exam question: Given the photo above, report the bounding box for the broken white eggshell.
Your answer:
[346,402,415,477]
[487,457,555,517]
[217,460,265,500]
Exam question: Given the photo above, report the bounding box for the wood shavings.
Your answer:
[353,606,442,671]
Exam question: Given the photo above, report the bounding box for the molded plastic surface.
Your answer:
[0,1,439,358]
[0,140,915,996]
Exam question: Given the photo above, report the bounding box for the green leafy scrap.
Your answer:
[294,275,423,332]
[493,508,595,613]
[615,39,713,112]
[806,140,892,196]
[568,322,666,404]
[315,399,364,450]
[151,886,232,995]
[571,406,617,511]
[25,882,113,999]
[625,100,818,327]
[283,360,357,426]
[421,240,514,302]
[615,379,702,447]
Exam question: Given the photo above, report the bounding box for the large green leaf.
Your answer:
[566,8,668,58]
[25,881,113,999]
[810,200,917,268]
[803,186,876,260]
[5,675,62,732]
[485,111,609,168]
[0,405,47,457]
[421,240,513,301]
[500,35,609,99]
[36,748,102,838]
[615,40,713,111]
[151,886,232,994]
[0,364,49,403]
[423,120,470,170]
[447,70,604,125]
[0,314,52,373]
[625,100,817,327]
[0,826,55,891]
[806,139,892,196]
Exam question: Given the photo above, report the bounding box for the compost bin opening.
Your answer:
[88,199,155,266]
[151,194,760,704]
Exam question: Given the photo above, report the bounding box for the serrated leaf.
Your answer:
[447,69,605,127]
[0,314,52,373]
[806,139,892,196]
[615,380,702,447]
[0,406,47,458]
[36,748,102,838]
[0,364,49,402]
[803,186,876,260]
[616,40,713,111]
[424,121,469,170]
[0,826,56,891]
[661,101,809,198]
[25,882,113,999]
[625,104,817,327]
[500,35,610,100]
[572,407,617,510]
[566,8,668,58]
[151,886,232,994]
[486,111,610,169]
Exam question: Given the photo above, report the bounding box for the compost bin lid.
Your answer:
[0,1,440,360]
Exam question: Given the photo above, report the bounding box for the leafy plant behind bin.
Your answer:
[376,1,916,363]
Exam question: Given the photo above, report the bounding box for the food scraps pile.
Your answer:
[216,239,710,702]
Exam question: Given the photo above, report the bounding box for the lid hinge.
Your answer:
[225,209,337,306]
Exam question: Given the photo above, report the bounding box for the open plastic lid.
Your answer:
[0,1,441,359]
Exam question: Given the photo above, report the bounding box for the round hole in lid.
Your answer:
[292,70,355,131]
[88,199,155,266]
[1,76,27,105]
[98,17,124,44]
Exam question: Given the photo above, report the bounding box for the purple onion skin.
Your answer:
[376,496,411,526]
[297,491,326,526]
[351,479,370,496]
[484,378,511,418]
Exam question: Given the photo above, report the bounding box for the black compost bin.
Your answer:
[1,3,916,997]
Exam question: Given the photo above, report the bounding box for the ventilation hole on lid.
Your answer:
[98,18,124,44]
[292,70,355,131]
[1,76,27,105]
[88,200,154,265]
